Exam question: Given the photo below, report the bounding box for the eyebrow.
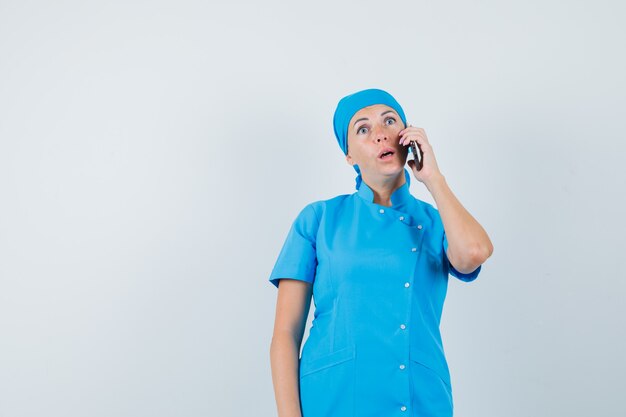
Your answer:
[353,110,397,128]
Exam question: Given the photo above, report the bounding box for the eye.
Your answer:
[385,117,396,125]
[357,126,368,135]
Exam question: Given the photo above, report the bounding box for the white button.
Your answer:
[417,224,423,229]
[411,247,417,252]
[401,406,407,411]
[399,364,406,370]
[399,216,404,221]
[400,324,406,329]
[404,282,410,288]
[379,208,385,213]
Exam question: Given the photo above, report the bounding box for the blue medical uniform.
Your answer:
[268,179,481,417]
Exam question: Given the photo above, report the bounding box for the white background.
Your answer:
[1,1,625,416]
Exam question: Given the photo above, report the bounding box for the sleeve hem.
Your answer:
[448,263,481,282]
[269,275,314,288]
[443,233,481,282]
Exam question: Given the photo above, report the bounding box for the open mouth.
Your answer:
[378,149,395,159]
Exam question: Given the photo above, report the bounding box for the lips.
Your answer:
[378,147,395,158]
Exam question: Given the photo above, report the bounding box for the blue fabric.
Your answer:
[268,180,481,417]
[333,88,412,190]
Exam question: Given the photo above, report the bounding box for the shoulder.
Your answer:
[300,193,352,218]
[283,194,350,242]
[412,197,441,223]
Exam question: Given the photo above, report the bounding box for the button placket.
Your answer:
[378,209,420,414]
[401,238,420,412]
[374,205,416,227]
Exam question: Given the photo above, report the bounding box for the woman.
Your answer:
[268,88,493,417]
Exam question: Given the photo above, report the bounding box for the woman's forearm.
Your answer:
[426,174,493,272]
[270,331,303,417]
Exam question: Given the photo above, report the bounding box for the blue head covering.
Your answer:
[333,88,411,190]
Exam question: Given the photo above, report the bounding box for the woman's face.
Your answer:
[345,104,408,180]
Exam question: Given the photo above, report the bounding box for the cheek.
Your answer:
[350,144,375,163]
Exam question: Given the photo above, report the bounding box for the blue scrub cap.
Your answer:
[332,88,411,190]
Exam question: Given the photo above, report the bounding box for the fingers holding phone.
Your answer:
[398,123,423,171]
[409,140,423,171]
[399,124,443,183]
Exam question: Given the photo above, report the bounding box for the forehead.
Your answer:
[349,104,397,124]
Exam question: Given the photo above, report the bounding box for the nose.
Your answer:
[372,124,388,142]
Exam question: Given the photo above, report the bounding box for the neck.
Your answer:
[362,171,406,207]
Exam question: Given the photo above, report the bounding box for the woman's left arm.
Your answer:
[426,174,493,274]
[400,125,494,274]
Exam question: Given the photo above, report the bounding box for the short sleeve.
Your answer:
[443,232,481,282]
[268,203,319,288]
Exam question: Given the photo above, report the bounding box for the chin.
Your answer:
[381,158,404,168]
[380,164,404,176]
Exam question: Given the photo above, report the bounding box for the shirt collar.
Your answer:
[356,179,412,207]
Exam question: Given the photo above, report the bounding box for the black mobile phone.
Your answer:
[409,140,423,171]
